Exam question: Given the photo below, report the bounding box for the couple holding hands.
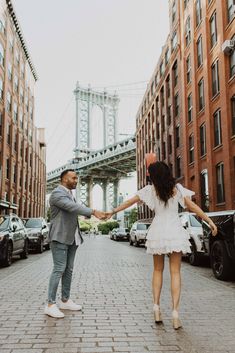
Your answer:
[45,164,217,329]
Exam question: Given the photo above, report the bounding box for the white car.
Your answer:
[129,221,151,247]
[179,212,204,265]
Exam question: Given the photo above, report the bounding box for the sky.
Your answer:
[13,0,169,208]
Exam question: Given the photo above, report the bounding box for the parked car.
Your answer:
[179,212,204,265]
[110,228,117,240]
[0,214,28,267]
[201,210,235,281]
[111,227,129,241]
[129,221,151,246]
[23,217,49,253]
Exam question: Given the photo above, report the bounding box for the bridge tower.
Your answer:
[73,83,120,211]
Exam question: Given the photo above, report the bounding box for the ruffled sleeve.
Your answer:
[176,183,195,208]
[136,185,155,211]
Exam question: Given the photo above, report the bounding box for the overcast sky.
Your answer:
[13,0,169,208]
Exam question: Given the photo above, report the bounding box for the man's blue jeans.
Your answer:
[48,241,78,304]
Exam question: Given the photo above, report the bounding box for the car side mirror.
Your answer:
[12,224,17,232]
[183,221,189,229]
[42,225,46,229]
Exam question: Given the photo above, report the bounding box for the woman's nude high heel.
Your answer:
[172,310,182,330]
[153,304,162,324]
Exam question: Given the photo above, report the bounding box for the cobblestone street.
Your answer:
[0,235,234,353]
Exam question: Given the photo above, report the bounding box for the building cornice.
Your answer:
[6,0,38,81]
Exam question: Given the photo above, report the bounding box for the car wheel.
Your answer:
[129,237,133,246]
[37,239,44,254]
[210,240,232,281]
[134,238,139,247]
[188,240,201,266]
[2,242,13,267]
[45,243,50,250]
[20,239,28,259]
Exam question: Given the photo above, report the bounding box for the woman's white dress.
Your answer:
[136,183,194,255]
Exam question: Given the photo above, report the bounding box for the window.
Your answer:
[21,62,25,79]
[174,93,179,116]
[160,61,164,77]
[13,164,17,184]
[216,163,225,203]
[187,93,193,122]
[227,0,235,23]
[184,0,189,9]
[19,110,23,129]
[172,1,176,23]
[155,73,159,87]
[172,31,178,50]
[189,134,194,163]
[195,0,202,26]
[6,158,10,179]
[7,123,10,145]
[15,50,19,65]
[211,60,220,97]
[185,16,191,46]
[168,135,172,154]
[198,78,205,111]
[151,82,154,96]
[20,87,24,103]
[200,123,206,156]
[214,109,222,146]
[176,156,181,178]
[173,61,178,87]
[156,122,160,139]
[186,55,191,83]
[25,96,29,112]
[30,105,33,120]
[160,87,164,106]
[176,125,180,147]
[165,48,170,65]
[210,12,217,48]
[162,115,165,132]
[8,63,12,81]
[29,128,32,143]
[163,141,166,160]
[0,18,5,34]
[196,35,203,68]
[0,42,4,66]
[14,76,18,93]
[167,105,171,125]
[9,35,13,52]
[230,36,235,78]
[6,92,12,112]
[231,96,235,135]
[0,78,3,99]
[200,169,209,211]
[166,75,170,97]
[13,102,18,122]
[14,132,17,151]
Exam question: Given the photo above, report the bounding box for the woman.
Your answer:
[107,161,217,329]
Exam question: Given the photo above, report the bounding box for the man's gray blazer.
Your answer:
[48,185,93,245]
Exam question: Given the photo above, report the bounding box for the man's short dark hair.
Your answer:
[60,169,76,181]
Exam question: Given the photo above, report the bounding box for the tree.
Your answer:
[128,208,137,229]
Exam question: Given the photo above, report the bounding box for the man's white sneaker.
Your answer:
[58,298,82,311]
[44,304,65,318]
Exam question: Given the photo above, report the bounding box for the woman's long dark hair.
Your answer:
[148,161,176,206]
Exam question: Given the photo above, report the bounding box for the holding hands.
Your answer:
[92,209,115,221]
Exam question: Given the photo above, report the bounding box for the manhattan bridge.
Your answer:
[46,83,136,211]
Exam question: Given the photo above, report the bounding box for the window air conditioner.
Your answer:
[222,39,235,55]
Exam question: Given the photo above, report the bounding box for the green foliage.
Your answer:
[46,208,51,222]
[98,220,119,234]
[79,220,92,231]
[128,208,138,228]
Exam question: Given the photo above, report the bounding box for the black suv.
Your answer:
[202,210,235,280]
[23,217,49,253]
[0,214,28,266]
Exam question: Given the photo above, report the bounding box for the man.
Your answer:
[44,169,106,318]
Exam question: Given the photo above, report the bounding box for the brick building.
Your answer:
[0,0,46,217]
[136,0,235,220]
